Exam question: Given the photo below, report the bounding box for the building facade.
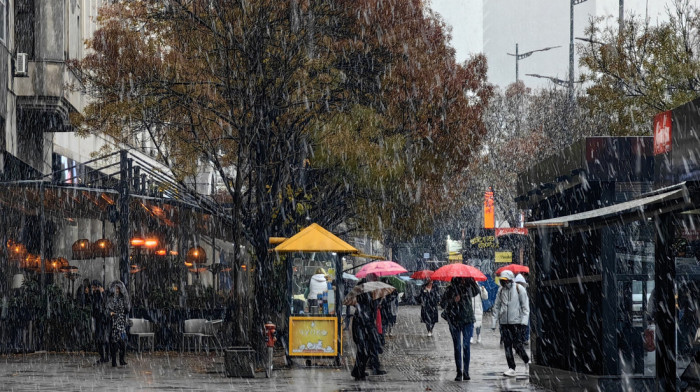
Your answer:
[0,2,238,355]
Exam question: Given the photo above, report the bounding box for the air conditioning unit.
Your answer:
[15,53,28,77]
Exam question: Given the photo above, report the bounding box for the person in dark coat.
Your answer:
[357,275,387,376]
[350,292,374,380]
[440,277,479,381]
[106,280,130,367]
[416,279,440,337]
[91,280,110,363]
[77,278,91,306]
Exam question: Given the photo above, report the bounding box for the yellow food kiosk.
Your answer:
[274,223,359,365]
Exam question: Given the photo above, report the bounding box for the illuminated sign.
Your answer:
[470,236,497,249]
[495,228,528,237]
[484,188,495,229]
[495,251,513,263]
[653,111,672,155]
[289,317,338,357]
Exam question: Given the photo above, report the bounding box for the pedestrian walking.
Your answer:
[440,277,479,381]
[491,270,530,377]
[381,291,399,337]
[106,280,130,367]
[416,279,440,337]
[91,280,110,364]
[355,274,387,376]
[470,283,488,344]
[350,292,374,380]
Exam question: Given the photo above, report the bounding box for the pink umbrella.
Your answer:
[355,260,408,278]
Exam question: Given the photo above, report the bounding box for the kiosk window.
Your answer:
[291,253,337,315]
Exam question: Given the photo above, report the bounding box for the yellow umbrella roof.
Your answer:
[274,223,359,253]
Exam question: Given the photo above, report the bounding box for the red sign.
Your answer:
[484,189,494,229]
[653,111,672,155]
[495,228,528,237]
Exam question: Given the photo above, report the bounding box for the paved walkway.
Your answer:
[0,306,543,391]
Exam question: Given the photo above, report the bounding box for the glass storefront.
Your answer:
[614,219,655,376]
[673,217,700,376]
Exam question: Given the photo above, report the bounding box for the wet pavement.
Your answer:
[0,306,542,391]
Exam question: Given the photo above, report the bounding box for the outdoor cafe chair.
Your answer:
[128,318,155,352]
[182,319,223,355]
[182,318,207,353]
[203,319,224,355]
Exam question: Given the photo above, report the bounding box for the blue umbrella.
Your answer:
[343,272,359,281]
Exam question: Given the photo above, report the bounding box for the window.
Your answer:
[15,0,35,59]
[0,0,5,44]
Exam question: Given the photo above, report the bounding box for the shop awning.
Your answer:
[526,182,692,231]
[351,253,384,260]
[274,223,358,253]
[0,181,235,241]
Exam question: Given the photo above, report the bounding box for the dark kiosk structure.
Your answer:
[517,115,700,391]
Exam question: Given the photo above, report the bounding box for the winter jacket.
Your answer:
[106,295,128,343]
[91,290,110,343]
[471,286,489,328]
[352,294,380,353]
[491,282,529,327]
[106,280,131,343]
[417,286,440,325]
[440,280,479,327]
[307,274,328,300]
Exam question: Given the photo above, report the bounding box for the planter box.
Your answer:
[224,346,256,378]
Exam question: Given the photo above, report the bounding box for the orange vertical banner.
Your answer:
[484,188,495,229]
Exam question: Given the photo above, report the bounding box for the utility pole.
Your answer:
[619,0,624,32]
[570,0,589,105]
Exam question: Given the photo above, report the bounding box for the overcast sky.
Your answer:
[429,0,674,89]
[429,0,483,63]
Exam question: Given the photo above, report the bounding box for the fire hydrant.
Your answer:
[264,322,277,347]
[264,322,276,378]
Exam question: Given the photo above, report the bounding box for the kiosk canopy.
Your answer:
[274,223,358,254]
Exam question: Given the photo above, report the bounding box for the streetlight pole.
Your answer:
[508,44,561,83]
[570,0,589,105]
[619,0,624,32]
[526,73,573,88]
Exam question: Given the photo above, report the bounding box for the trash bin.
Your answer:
[224,346,256,378]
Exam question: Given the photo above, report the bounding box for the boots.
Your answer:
[111,341,127,367]
[119,347,127,366]
[97,343,109,364]
[118,340,127,366]
[111,342,117,367]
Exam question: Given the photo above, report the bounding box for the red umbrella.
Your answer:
[355,261,408,278]
[410,270,434,280]
[431,263,487,282]
[495,264,530,276]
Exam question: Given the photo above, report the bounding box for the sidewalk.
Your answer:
[0,306,544,391]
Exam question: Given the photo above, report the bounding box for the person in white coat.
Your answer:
[470,284,488,344]
[307,268,328,309]
[491,270,530,377]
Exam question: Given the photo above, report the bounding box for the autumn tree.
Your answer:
[75,0,491,351]
[458,82,608,227]
[579,0,700,135]
[314,1,492,252]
